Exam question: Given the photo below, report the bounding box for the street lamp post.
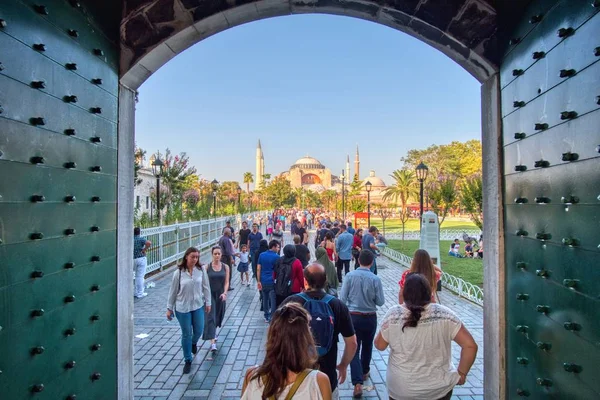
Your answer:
[237,186,242,213]
[365,180,372,227]
[335,192,339,220]
[211,179,219,219]
[341,170,346,222]
[415,162,429,224]
[151,158,164,224]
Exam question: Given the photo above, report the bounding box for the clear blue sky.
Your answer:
[135,14,481,188]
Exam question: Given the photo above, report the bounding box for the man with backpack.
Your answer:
[339,250,385,398]
[273,244,304,307]
[283,263,357,398]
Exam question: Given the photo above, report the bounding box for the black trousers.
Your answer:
[336,258,351,282]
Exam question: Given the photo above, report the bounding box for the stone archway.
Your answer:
[302,173,322,185]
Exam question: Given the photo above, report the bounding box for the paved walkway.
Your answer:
[133,232,484,400]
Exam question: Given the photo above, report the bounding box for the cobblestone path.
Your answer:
[133,232,484,400]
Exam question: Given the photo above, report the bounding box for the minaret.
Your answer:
[256,140,264,189]
[354,145,360,181]
[345,155,350,184]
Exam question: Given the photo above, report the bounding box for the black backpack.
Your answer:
[274,257,295,297]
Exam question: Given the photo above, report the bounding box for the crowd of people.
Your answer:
[448,235,484,259]
[136,208,479,399]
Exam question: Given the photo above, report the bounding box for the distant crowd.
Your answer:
[133,208,478,399]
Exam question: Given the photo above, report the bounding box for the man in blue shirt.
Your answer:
[335,224,354,283]
[339,250,384,398]
[257,240,281,322]
[362,226,379,275]
[133,227,151,299]
[248,223,263,280]
[346,222,356,235]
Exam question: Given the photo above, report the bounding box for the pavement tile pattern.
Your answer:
[134,231,484,400]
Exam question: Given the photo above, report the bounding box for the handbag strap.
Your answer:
[272,369,311,400]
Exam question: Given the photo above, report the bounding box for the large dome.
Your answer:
[363,170,386,188]
[291,156,325,170]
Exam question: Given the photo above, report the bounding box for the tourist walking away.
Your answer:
[352,229,363,269]
[218,228,236,290]
[255,239,269,309]
[315,246,339,293]
[273,223,284,248]
[166,247,212,374]
[335,224,353,283]
[399,249,443,304]
[296,219,308,245]
[237,244,251,286]
[339,250,384,398]
[203,246,230,353]
[321,231,337,262]
[293,234,310,268]
[361,226,379,274]
[346,222,356,235]
[257,240,281,322]
[283,264,357,398]
[238,221,251,250]
[375,273,478,400]
[274,244,304,307]
[241,302,332,400]
[249,223,264,281]
[133,227,151,298]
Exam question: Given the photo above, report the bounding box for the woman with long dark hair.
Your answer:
[203,246,230,353]
[320,231,337,262]
[166,247,212,374]
[241,303,332,399]
[375,273,478,400]
[398,249,443,304]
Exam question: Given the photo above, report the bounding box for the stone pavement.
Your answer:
[133,232,484,400]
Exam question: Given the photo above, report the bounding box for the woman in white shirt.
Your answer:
[241,303,331,400]
[374,273,478,400]
[166,247,212,374]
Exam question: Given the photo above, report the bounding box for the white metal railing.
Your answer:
[140,211,270,275]
[381,247,484,306]
[384,229,481,241]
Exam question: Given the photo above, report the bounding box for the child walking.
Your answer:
[237,244,251,286]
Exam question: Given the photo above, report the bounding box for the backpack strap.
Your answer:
[322,294,335,304]
[284,369,312,400]
[297,292,310,303]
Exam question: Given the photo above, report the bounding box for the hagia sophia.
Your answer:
[255,140,387,201]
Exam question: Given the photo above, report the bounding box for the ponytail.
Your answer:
[401,273,432,331]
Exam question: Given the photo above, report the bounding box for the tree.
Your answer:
[320,190,337,211]
[429,178,458,227]
[460,174,483,230]
[243,172,254,193]
[374,204,394,236]
[261,173,272,188]
[264,176,294,207]
[382,169,418,240]
[152,149,197,211]
[134,146,146,187]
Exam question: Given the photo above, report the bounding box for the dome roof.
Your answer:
[363,170,386,188]
[291,156,325,169]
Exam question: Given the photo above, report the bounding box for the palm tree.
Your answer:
[382,169,419,240]
[243,172,253,193]
[261,173,271,188]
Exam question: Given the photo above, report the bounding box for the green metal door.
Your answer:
[0,0,119,398]
[501,0,600,398]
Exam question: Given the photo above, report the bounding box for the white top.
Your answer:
[380,303,462,400]
[241,369,322,400]
[239,251,250,263]
[166,267,211,313]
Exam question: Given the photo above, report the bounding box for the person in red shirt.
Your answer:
[352,229,364,269]
[273,244,305,307]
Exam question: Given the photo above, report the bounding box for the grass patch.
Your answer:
[387,239,483,288]
[365,218,478,232]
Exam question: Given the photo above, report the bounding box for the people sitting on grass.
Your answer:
[464,242,474,258]
[448,239,463,258]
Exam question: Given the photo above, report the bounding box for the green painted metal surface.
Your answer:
[0,0,118,398]
[501,0,600,398]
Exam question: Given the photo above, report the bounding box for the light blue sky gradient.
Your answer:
[135,14,481,188]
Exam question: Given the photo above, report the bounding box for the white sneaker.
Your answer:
[134,293,148,299]
[211,343,217,353]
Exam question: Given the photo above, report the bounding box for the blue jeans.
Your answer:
[175,307,204,362]
[350,314,377,385]
[448,251,462,258]
[370,257,378,275]
[261,284,276,321]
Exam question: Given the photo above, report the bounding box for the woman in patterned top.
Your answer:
[398,249,443,304]
[374,273,478,400]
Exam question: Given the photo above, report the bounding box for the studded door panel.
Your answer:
[0,1,118,398]
[501,0,600,398]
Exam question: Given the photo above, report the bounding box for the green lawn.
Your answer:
[387,239,483,288]
[366,217,478,232]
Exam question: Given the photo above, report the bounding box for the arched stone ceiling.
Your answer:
[119,0,521,88]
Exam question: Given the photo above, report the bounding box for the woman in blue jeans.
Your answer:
[166,247,212,374]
